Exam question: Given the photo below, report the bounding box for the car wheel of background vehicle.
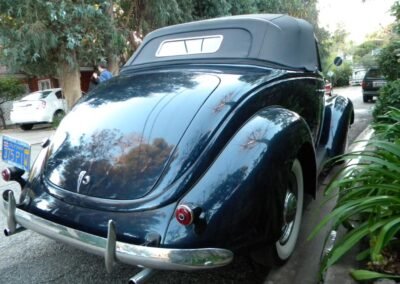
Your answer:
[363,95,369,103]
[20,124,34,131]
[273,158,304,264]
[52,110,65,128]
[53,110,65,121]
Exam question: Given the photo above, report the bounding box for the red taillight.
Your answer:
[175,205,194,226]
[1,168,11,182]
[361,81,367,89]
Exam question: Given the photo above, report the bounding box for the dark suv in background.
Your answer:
[362,68,386,102]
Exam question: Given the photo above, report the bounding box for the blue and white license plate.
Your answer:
[2,136,31,171]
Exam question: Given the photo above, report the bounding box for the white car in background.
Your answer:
[10,88,67,130]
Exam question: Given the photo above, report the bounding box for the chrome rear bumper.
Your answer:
[1,190,233,271]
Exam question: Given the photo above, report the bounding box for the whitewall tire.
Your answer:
[274,158,304,262]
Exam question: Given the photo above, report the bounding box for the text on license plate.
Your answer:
[2,136,31,171]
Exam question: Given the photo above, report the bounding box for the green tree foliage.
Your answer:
[352,40,385,68]
[354,40,384,59]
[378,40,400,80]
[1,0,326,107]
[256,0,319,27]
[229,0,257,14]
[351,8,397,69]
[0,77,24,104]
[331,25,349,51]
[0,77,24,128]
[192,0,232,19]
[376,1,400,82]
[320,24,353,75]
[116,0,323,54]
[315,27,332,70]
[373,80,400,121]
[392,0,400,33]
[364,0,400,126]
[320,25,353,86]
[332,61,352,87]
[1,1,116,72]
[0,0,125,107]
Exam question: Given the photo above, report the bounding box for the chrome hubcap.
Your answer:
[280,173,298,245]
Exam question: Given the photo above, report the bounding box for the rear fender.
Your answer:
[163,107,316,249]
[320,95,354,157]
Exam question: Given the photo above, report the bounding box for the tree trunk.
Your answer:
[108,54,120,76]
[59,57,81,110]
[106,0,120,75]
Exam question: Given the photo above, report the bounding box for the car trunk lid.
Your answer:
[44,71,221,200]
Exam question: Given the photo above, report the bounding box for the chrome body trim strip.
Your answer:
[1,192,233,271]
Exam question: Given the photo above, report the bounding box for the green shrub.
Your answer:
[373,80,400,121]
[378,40,400,81]
[311,107,400,281]
[374,107,400,141]
[332,62,352,87]
[0,77,25,102]
[0,77,25,128]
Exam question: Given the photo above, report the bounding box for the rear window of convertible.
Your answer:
[131,28,251,65]
[156,35,223,57]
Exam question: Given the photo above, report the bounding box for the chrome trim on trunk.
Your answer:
[1,191,233,271]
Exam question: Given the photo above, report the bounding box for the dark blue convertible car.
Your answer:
[1,14,353,283]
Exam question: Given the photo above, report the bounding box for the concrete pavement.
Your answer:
[323,126,375,284]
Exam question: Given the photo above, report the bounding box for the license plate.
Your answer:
[373,81,385,87]
[2,136,31,171]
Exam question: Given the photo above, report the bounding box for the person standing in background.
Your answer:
[92,62,112,83]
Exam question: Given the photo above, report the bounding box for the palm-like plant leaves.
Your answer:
[312,108,400,281]
[350,270,400,281]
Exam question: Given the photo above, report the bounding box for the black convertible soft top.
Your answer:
[124,14,320,72]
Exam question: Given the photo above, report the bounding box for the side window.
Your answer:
[55,91,62,99]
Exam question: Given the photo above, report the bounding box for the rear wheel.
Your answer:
[52,110,65,127]
[53,110,65,121]
[363,95,369,103]
[20,124,33,131]
[273,158,304,264]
